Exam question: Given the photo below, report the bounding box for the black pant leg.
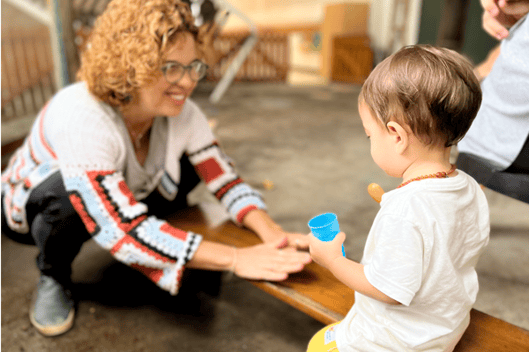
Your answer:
[26,171,91,286]
[504,133,529,174]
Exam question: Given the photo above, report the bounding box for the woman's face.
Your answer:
[134,32,199,118]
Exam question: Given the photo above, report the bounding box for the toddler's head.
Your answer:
[359,45,482,148]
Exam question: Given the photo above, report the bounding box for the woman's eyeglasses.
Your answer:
[161,60,208,84]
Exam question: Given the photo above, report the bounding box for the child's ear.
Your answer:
[386,121,409,154]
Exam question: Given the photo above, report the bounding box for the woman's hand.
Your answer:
[233,237,312,281]
[242,209,310,250]
[259,227,310,250]
[308,231,346,270]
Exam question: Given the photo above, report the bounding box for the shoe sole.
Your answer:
[29,307,75,337]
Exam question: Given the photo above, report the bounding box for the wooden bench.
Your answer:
[2,140,528,351]
[167,205,529,352]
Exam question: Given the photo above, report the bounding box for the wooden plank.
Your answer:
[222,24,320,36]
[252,38,289,76]
[1,137,25,171]
[166,206,529,352]
[204,32,289,82]
[1,30,54,111]
[255,281,344,324]
[1,40,16,106]
[165,207,354,323]
[454,310,529,352]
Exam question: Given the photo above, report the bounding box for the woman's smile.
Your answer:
[166,91,187,106]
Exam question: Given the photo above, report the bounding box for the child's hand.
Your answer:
[308,231,346,270]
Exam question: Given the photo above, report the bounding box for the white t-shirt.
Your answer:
[335,171,490,351]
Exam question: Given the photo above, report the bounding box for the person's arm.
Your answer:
[186,237,312,281]
[64,167,203,295]
[330,256,400,305]
[53,94,311,294]
[65,166,311,289]
[185,102,309,249]
[474,44,501,82]
[52,101,200,295]
[242,208,309,249]
[187,142,309,249]
[308,232,400,305]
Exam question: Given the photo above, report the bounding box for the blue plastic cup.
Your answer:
[308,213,346,257]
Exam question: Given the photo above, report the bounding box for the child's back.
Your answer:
[336,172,489,351]
[307,44,488,352]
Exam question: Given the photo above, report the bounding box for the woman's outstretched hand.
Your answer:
[233,237,312,281]
[242,209,310,249]
[261,228,311,250]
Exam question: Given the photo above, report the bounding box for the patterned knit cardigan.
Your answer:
[1,82,266,295]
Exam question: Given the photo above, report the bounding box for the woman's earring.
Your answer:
[124,95,132,103]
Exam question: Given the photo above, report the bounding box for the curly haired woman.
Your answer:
[1,0,310,337]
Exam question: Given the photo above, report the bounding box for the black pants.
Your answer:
[456,134,529,204]
[504,134,529,174]
[1,156,201,287]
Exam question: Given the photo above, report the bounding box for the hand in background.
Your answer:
[481,0,529,39]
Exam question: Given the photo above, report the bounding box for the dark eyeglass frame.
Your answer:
[160,60,208,84]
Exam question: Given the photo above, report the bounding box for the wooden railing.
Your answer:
[1,30,56,121]
[1,27,289,124]
[206,31,289,82]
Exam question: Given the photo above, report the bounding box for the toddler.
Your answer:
[308,45,490,352]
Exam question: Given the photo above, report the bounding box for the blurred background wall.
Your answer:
[1,0,501,152]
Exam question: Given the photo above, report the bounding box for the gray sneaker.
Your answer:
[29,275,75,336]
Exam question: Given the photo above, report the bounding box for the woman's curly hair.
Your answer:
[77,0,205,108]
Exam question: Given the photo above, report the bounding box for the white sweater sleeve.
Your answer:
[184,101,267,224]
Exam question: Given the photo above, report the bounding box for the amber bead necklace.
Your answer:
[397,164,457,189]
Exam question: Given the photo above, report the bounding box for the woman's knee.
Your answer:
[4,170,91,247]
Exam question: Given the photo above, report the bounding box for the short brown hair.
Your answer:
[359,45,482,147]
[77,0,204,108]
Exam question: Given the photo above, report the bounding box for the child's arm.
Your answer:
[309,232,401,305]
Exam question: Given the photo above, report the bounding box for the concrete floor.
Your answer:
[2,82,529,351]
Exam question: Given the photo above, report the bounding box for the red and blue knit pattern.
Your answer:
[1,103,201,295]
[188,141,266,224]
[64,169,201,295]
[1,103,59,233]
